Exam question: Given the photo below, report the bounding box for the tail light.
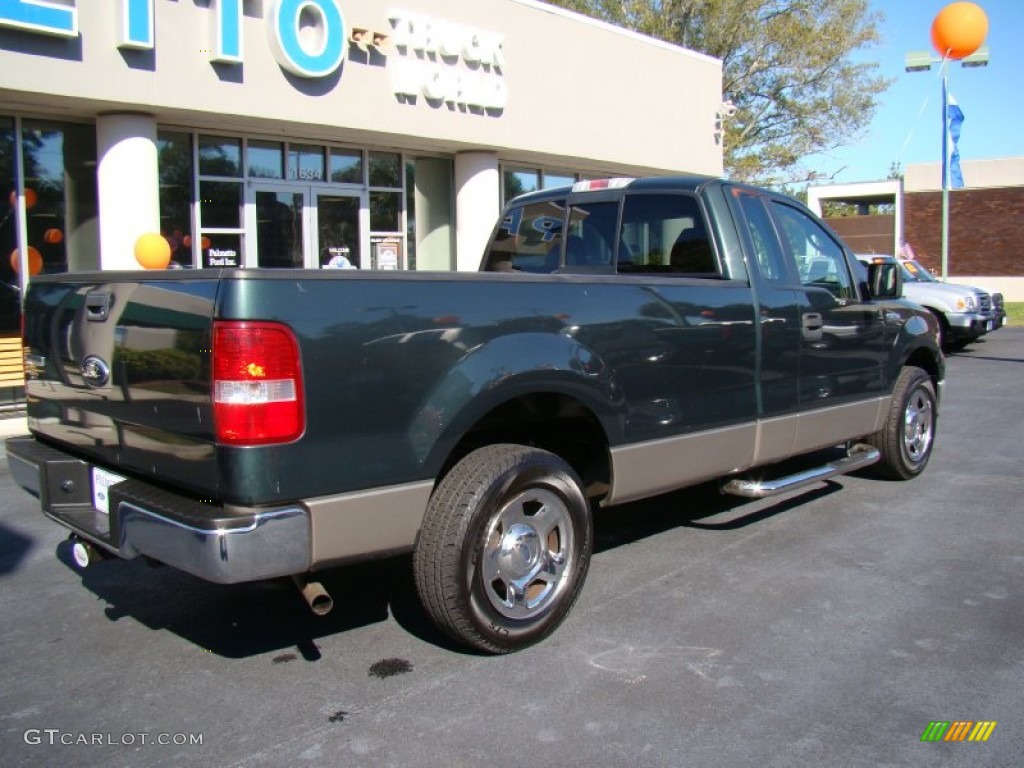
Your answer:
[212,321,305,445]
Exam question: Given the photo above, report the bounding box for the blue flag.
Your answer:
[944,85,965,189]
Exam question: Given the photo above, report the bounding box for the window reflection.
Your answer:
[247,140,284,179]
[20,119,99,275]
[158,131,195,268]
[199,181,241,229]
[198,136,241,177]
[330,149,362,184]
[369,151,400,187]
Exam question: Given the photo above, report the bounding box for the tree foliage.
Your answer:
[545,0,890,186]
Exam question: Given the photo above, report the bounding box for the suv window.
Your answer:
[618,194,718,275]
[770,201,856,300]
[482,199,566,272]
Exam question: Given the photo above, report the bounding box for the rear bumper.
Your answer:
[5,436,311,584]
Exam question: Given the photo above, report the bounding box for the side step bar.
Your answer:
[721,444,880,499]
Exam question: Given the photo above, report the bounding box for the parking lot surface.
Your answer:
[1,330,1022,767]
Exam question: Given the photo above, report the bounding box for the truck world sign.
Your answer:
[0,0,507,110]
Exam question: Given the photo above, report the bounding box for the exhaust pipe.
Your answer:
[68,535,109,569]
[293,575,334,616]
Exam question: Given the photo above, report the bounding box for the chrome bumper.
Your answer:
[5,436,311,584]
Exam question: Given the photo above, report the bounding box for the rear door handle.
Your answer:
[802,312,823,341]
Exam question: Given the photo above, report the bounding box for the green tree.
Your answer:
[547,0,890,186]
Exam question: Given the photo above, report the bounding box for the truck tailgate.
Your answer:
[22,274,220,499]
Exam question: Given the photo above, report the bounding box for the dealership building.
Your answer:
[0,0,723,401]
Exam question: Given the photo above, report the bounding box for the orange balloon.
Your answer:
[10,246,43,276]
[8,188,37,210]
[182,235,192,248]
[134,233,172,269]
[44,227,63,244]
[931,2,988,60]
[200,236,211,250]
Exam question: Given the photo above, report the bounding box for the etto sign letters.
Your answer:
[0,0,345,77]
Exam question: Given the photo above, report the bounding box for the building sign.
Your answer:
[0,0,78,37]
[0,0,347,76]
[206,248,239,267]
[0,1,508,112]
[388,10,507,112]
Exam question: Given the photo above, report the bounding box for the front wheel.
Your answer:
[866,366,937,480]
[414,444,592,654]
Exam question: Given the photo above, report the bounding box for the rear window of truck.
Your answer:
[483,200,567,273]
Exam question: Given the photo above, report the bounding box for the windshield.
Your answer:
[901,259,939,283]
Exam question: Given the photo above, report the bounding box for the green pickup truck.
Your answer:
[6,176,944,653]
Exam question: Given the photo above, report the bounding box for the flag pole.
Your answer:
[940,61,950,282]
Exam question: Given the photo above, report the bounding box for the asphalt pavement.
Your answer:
[1,330,1022,767]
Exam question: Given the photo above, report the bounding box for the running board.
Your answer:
[721,445,880,499]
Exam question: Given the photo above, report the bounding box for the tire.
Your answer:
[929,310,955,353]
[866,366,937,480]
[414,444,593,654]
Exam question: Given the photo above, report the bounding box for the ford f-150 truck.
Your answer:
[6,176,944,653]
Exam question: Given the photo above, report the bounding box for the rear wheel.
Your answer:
[866,366,936,480]
[414,444,592,654]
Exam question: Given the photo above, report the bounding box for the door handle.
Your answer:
[802,312,823,341]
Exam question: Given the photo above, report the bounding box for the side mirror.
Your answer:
[867,262,902,299]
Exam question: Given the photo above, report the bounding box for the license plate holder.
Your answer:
[91,467,127,516]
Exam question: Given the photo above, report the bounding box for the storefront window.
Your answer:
[199,180,241,229]
[198,136,241,177]
[370,191,400,232]
[369,152,401,187]
[543,172,576,189]
[157,130,195,268]
[1,117,18,337]
[21,119,99,275]
[288,144,324,182]
[370,151,403,252]
[503,168,539,204]
[406,157,454,271]
[247,140,284,179]
[330,148,362,184]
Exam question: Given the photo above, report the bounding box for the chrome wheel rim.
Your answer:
[480,487,575,620]
[902,386,934,465]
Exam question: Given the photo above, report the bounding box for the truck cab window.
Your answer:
[734,192,788,284]
[770,202,856,301]
[564,201,619,271]
[482,200,566,272]
[618,194,718,275]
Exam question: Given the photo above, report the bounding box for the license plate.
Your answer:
[91,467,126,516]
[986,320,995,331]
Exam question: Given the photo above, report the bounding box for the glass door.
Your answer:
[248,186,366,269]
[250,185,308,268]
[314,192,363,269]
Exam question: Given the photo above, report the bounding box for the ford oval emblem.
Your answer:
[81,355,111,387]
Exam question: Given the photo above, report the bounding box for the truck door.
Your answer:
[764,198,888,450]
[727,188,802,463]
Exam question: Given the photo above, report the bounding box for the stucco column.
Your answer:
[96,113,160,270]
[454,151,500,272]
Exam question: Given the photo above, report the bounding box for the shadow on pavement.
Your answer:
[0,520,35,576]
[58,447,853,658]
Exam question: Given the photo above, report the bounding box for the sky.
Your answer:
[808,0,1024,184]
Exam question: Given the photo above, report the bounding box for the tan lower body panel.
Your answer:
[307,480,434,567]
[607,396,891,506]
[307,398,892,562]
